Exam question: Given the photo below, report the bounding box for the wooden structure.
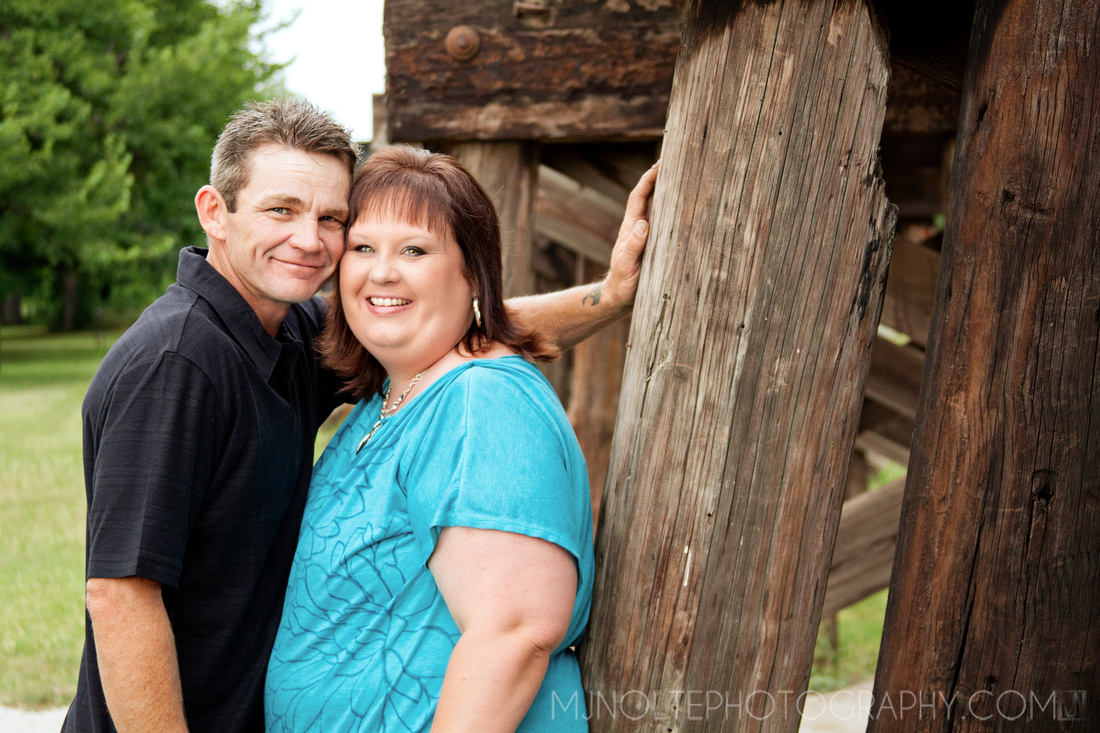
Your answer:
[868,1,1100,730]
[382,0,1098,729]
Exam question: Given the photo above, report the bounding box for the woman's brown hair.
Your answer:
[317,145,552,400]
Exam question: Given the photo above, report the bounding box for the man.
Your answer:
[64,98,656,732]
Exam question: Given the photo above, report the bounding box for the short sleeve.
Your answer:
[404,365,587,568]
[84,352,224,586]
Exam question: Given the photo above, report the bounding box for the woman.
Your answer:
[265,146,612,731]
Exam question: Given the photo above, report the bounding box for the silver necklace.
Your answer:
[356,372,423,454]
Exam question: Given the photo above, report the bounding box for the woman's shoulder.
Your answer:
[452,354,555,403]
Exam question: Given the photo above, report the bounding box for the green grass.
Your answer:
[809,589,889,692]
[0,326,122,709]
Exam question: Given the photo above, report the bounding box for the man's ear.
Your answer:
[195,185,228,243]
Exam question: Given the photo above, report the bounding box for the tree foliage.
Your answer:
[0,0,284,328]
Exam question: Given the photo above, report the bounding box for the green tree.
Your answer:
[0,0,284,329]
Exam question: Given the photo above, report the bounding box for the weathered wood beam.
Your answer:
[882,66,962,136]
[579,1,895,729]
[437,141,540,297]
[880,133,955,217]
[870,0,1100,728]
[845,449,869,500]
[821,476,906,618]
[864,337,925,420]
[383,0,967,142]
[384,0,682,142]
[566,258,629,525]
[541,143,662,205]
[884,0,974,92]
[856,405,916,467]
[879,227,942,348]
[371,93,390,147]
[533,165,623,267]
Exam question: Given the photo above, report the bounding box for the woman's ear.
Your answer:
[195,185,228,243]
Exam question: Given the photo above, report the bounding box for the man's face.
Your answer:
[212,144,350,327]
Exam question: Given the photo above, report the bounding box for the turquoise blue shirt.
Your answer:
[265,356,593,731]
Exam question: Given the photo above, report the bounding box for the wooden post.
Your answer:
[869,1,1100,730]
[567,258,629,524]
[438,141,540,297]
[579,1,895,730]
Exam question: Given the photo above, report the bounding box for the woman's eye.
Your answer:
[352,244,373,253]
[403,247,425,256]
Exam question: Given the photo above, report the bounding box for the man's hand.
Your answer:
[86,576,189,732]
[598,161,660,310]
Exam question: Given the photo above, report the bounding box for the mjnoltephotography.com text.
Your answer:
[550,688,1088,723]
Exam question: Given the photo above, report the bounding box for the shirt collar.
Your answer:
[176,246,301,382]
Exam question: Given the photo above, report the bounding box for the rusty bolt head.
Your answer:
[444,25,481,62]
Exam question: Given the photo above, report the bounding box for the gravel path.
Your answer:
[0,705,66,732]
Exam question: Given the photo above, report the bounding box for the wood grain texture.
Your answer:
[384,0,683,141]
[864,337,926,420]
[856,401,915,466]
[578,1,896,730]
[436,141,540,297]
[567,258,630,524]
[383,0,966,142]
[821,476,905,618]
[870,1,1100,730]
[534,165,623,266]
[879,230,942,348]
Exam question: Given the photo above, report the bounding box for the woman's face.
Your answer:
[340,211,474,375]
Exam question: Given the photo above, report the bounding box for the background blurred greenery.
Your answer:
[0,0,284,332]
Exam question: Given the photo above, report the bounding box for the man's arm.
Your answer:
[86,576,189,732]
[507,162,659,354]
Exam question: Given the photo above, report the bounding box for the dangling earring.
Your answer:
[472,295,483,329]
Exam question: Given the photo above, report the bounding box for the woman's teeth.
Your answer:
[371,297,410,307]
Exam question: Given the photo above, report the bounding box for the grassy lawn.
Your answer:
[0,326,121,709]
[0,325,895,708]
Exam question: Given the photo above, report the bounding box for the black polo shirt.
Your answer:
[64,247,343,733]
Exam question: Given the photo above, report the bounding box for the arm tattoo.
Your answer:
[581,283,602,307]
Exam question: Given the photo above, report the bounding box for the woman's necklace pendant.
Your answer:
[356,420,384,454]
[355,372,423,455]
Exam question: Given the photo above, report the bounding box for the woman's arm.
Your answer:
[429,526,578,732]
[506,162,659,355]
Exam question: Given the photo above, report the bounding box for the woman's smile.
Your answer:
[340,214,474,377]
[369,296,411,308]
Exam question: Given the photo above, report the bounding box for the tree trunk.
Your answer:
[2,292,22,325]
[869,1,1100,730]
[578,1,895,731]
[61,268,79,332]
[438,141,540,297]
